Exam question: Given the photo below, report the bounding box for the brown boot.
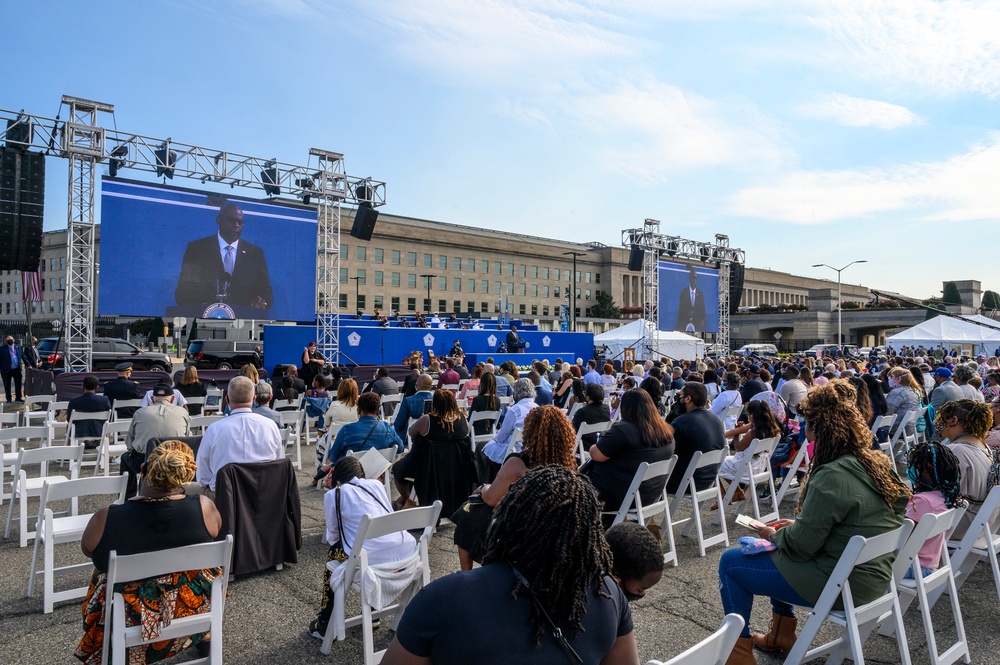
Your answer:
[725,637,756,665]
[752,612,797,656]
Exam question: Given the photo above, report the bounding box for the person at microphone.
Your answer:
[174,201,273,310]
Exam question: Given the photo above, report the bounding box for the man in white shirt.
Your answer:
[777,366,808,415]
[196,376,284,493]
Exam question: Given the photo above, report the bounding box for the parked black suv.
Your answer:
[185,339,262,370]
[37,337,172,372]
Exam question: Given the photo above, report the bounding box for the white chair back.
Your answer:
[575,420,612,464]
[608,456,680,567]
[715,436,780,526]
[668,449,729,557]
[110,399,144,422]
[645,614,745,665]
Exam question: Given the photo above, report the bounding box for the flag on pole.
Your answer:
[21,271,41,302]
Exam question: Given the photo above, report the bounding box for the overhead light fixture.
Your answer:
[108,144,128,178]
[354,182,374,208]
[666,239,677,257]
[699,244,711,262]
[261,160,280,197]
[295,176,315,205]
[154,142,176,179]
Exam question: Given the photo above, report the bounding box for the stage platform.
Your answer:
[463,352,575,369]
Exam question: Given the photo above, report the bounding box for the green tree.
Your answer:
[983,290,1000,311]
[942,281,962,305]
[590,291,621,319]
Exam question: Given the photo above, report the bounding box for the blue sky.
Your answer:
[4,0,999,302]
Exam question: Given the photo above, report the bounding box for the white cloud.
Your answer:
[798,92,921,129]
[728,133,1000,224]
[816,0,1000,98]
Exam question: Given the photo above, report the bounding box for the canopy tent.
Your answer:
[594,318,705,361]
[886,314,1000,357]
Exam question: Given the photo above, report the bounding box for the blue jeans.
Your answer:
[903,566,935,580]
[718,548,809,638]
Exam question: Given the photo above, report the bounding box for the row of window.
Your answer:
[2,300,63,315]
[0,257,66,274]
[340,246,600,284]
[336,294,587,318]
[335,269,594,299]
[2,277,65,294]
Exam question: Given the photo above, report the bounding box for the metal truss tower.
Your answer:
[0,98,385,369]
[622,223,745,356]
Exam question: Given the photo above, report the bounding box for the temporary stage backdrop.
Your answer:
[99,178,317,321]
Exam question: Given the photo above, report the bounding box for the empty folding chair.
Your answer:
[0,425,50,507]
[189,415,225,435]
[714,436,780,526]
[5,444,84,548]
[280,426,302,470]
[94,421,130,476]
[380,393,403,422]
[932,485,1000,609]
[879,508,970,665]
[775,443,810,506]
[645,614,744,665]
[783,524,914,665]
[21,395,53,428]
[575,421,612,464]
[871,414,896,460]
[606,457,680,567]
[28,474,128,613]
[103,536,234,665]
[320,501,443,663]
[45,400,71,446]
[668,449,730,557]
[886,411,916,470]
[0,412,20,428]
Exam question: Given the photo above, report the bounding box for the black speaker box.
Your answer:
[350,205,379,241]
[729,263,745,309]
[627,245,644,272]
[0,148,45,271]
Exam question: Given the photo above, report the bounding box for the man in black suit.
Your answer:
[506,325,522,353]
[102,362,144,418]
[174,201,273,311]
[675,266,707,333]
[67,375,112,448]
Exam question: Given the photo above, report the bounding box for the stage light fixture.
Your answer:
[108,145,128,178]
[699,244,711,262]
[354,181,375,207]
[295,176,315,205]
[154,143,176,179]
[666,239,677,257]
[261,160,280,197]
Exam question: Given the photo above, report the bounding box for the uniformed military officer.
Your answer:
[102,362,144,418]
[449,340,463,357]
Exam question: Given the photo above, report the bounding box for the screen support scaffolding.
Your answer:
[622,222,744,356]
[0,97,385,369]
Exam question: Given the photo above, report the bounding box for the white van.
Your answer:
[734,344,778,357]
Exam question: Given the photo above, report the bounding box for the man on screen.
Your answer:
[174,201,273,310]
[675,266,707,333]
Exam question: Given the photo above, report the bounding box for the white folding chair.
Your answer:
[886,411,916,467]
[784,524,914,665]
[932,485,1000,609]
[203,388,224,415]
[379,393,403,422]
[567,402,583,421]
[0,425,50,507]
[503,427,523,460]
[668,449,729,557]
[103,536,233,665]
[879,509,970,665]
[455,398,468,410]
[189,415,225,435]
[319,501,443,663]
[346,447,397,497]
[575,421,612,464]
[110,399,144,423]
[440,383,460,393]
[464,389,479,399]
[775,442,810,506]
[28,474,128,613]
[66,410,111,471]
[5,444,84,547]
[21,395,53,427]
[498,395,513,407]
[0,412,21,428]
[645,613,744,665]
[722,404,743,423]
[714,437,780,526]
[281,425,302,470]
[316,423,343,469]
[45,400,71,446]
[468,410,500,454]
[94,421,130,476]
[871,414,896,461]
[607,457,680,567]
[184,395,207,415]
[913,406,929,445]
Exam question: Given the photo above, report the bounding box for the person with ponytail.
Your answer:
[77,441,222,663]
[717,380,910,665]
[309,456,418,640]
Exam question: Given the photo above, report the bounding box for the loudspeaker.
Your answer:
[627,245,644,272]
[0,148,45,271]
[349,204,379,241]
[729,262,745,310]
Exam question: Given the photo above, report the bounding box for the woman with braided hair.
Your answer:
[935,398,994,539]
[452,405,578,571]
[904,442,965,579]
[77,441,222,663]
[384,466,638,665]
[717,380,910,665]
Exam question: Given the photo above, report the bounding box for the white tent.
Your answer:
[594,318,706,361]
[886,314,1000,357]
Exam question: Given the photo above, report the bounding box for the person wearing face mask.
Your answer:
[884,368,923,442]
[604,522,665,602]
[1,336,25,403]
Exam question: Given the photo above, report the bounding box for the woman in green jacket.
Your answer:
[718,380,911,665]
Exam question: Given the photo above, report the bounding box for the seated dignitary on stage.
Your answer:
[194,376,284,495]
[174,200,273,310]
[66,376,112,449]
[121,384,192,498]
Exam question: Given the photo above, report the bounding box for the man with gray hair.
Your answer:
[252,381,284,428]
[485,362,512,398]
[953,364,985,402]
[481,378,538,479]
[196,376,283,493]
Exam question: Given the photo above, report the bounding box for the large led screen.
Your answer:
[657,260,719,334]
[99,178,317,321]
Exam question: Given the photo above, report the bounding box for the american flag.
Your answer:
[21,271,41,302]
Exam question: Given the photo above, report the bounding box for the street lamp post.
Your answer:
[812,260,867,348]
[562,251,586,332]
[420,274,436,313]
